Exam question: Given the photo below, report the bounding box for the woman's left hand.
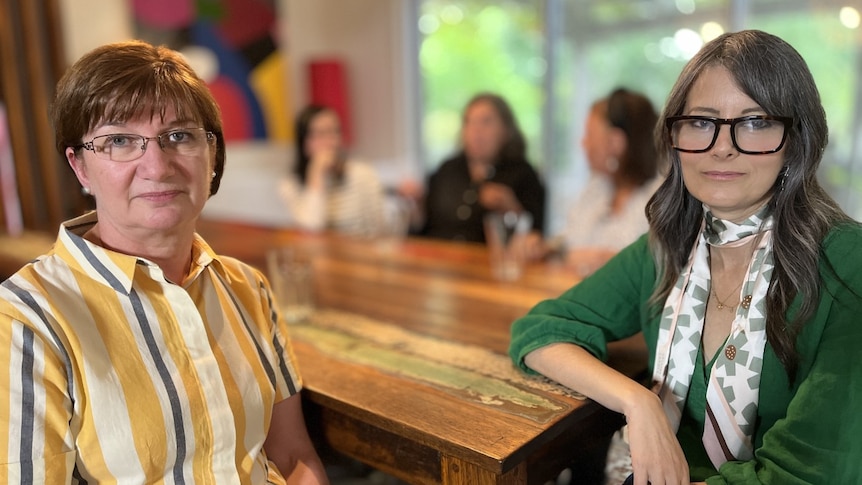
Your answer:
[523,231,547,262]
[479,182,522,213]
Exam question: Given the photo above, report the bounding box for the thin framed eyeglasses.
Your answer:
[666,115,792,155]
[74,127,216,163]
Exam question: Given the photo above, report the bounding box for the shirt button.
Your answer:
[724,344,737,360]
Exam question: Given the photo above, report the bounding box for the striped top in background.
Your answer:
[0,212,303,484]
[279,159,387,237]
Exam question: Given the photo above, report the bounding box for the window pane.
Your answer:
[418,0,545,170]
[749,7,862,218]
[415,0,862,235]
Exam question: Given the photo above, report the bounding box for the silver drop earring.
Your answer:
[780,167,790,192]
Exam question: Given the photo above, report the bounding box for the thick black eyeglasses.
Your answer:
[666,115,792,155]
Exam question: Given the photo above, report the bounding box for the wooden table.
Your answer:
[195,219,647,485]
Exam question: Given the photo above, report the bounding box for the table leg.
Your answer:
[441,456,526,485]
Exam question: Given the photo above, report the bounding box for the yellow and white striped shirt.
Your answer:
[0,212,302,484]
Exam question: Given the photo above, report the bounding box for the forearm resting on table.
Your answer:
[524,342,656,419]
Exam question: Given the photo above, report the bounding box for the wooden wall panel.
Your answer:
[0,0,89,232]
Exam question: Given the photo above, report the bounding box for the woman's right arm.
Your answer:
[510,236,689,485]
[525,343,690,485]
[0,309,75,483]
[279,176,327,231]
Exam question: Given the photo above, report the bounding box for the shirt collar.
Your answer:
[55,211,229,293]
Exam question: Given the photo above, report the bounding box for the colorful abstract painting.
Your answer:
[132,0,292,142]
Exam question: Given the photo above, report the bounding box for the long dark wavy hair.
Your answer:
[293,104,336,185]
[601,87,660,186]
[646,30,851,382]
[459,92,527,165]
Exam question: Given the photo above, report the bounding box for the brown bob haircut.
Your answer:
[50,40,226,196]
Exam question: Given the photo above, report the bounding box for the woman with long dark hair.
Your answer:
[510,30,862,484]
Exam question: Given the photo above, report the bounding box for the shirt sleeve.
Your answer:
[257,272,304,401]
[0,290,77,483]
[509,234,656,373]
[278,177,327,231]
[343,161,387,235]
[362,165,387,233]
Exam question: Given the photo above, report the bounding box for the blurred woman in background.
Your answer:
[280,105,387,237]
[559,88,662,276]
[419,92,546,243]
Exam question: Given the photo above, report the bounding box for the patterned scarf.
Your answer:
[652,204,774,468]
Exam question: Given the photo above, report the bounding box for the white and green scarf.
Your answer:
[652,204,774,468]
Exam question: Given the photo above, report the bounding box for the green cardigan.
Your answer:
[509,223,862,484]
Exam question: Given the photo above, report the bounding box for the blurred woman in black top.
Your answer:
[420,92,546,242]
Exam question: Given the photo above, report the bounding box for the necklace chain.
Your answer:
[709,237,759,312]
[711,282,744,311]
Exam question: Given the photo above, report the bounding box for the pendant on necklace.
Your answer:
[714,297,735,311]
[741,294,753,309]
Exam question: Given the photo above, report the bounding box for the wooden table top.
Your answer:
[195,218,647,484]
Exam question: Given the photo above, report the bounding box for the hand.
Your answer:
[396,179,425,203]
[395,179,426,231]
[306,148,343,189]
[523,231,547,262]
[478,182,522,213]
[624,392,690,485]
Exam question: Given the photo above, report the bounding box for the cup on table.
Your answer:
[374,195,412,252]
[266,247,314,323]
[484,210,533,282]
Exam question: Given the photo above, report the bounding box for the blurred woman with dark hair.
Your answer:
[559,88,663,276]
[419,92,546,243]
[280,105,386,236]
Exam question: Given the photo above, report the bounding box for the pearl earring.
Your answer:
[81,186,91,196]
[211,171,217,179]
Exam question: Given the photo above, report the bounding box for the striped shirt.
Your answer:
[279,159,386,237]
[0,212,303,484]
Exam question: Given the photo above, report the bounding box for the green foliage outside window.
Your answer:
[418,0,862,220]
[419,1,545,169]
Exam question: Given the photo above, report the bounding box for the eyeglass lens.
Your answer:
[90,128,212,162]
[670,117,786,153]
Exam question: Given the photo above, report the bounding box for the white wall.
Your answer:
[282,0,419,185]
[59,0,134,63]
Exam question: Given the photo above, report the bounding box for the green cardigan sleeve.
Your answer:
[709,223,862,484]
[509,224,862,484]
[508,234,659,373]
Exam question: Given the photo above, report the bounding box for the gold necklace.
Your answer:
[710,281,744,311]
[710,238,759,312]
